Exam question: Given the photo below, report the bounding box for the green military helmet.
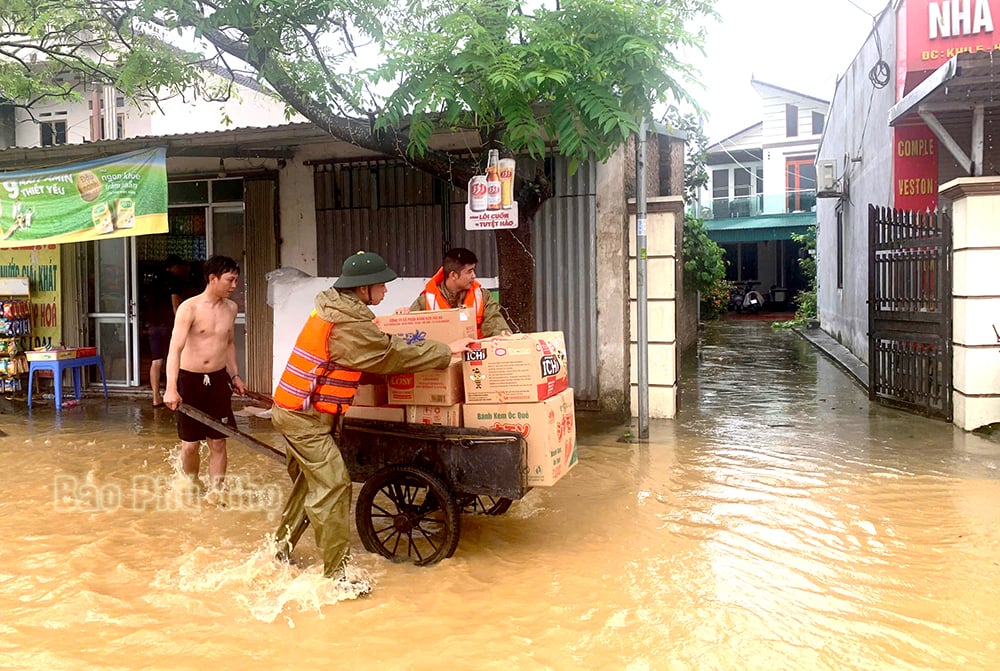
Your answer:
[333,250,398,288]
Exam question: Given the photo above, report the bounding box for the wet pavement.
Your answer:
[1,319,998,670]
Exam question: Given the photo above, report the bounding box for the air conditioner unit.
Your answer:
[816,159,841,197]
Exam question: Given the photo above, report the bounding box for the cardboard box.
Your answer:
[463,331,569,404]
[352,383,388,407]
[462,388,577,486]
[388,359,463,406]
[405,404,463,427]
[375,307,476,345]
[25,348,78,361]
[345,405,405,422]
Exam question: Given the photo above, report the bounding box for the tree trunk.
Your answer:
[496,215,535,334]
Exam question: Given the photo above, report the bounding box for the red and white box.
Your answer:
[388,359,464,406]
[462,388,577,486]
[462,331,568,404]
[405,404,463,427]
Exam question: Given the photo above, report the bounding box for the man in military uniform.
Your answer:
[271,251,471,594]
[409,247,512,338]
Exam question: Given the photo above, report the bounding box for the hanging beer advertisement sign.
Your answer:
[465,150,519,230]
[0,147,168,248]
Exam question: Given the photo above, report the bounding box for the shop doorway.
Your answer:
[85,178,247,387]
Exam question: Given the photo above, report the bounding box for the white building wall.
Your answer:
[11,76,295,148]
[815,11,897,362]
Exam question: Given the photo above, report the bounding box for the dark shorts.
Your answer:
[148,325,171,360]
[177,369,236,442]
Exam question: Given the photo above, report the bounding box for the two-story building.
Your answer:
[699,80,827,307]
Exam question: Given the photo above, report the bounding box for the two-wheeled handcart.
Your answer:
[178,401,529,566]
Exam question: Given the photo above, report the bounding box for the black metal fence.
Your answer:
[868,205,952,420]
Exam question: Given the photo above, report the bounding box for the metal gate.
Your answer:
[868,205,952,419]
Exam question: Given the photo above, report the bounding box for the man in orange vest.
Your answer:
[271,251,471,596]
[409,247,512,338]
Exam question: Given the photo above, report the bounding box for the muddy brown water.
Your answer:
[1,320,998,670]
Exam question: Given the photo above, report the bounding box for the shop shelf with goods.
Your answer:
[0,277,31,397]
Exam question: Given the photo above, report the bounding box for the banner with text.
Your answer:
[0,245,61,348]
[894,123,939,211]
[0,147,168,249]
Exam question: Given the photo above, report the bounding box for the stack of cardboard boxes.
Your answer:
[345,308,577,486]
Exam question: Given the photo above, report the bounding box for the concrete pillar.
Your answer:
[943,177,1000,430]
[595,148,629,417]
[628,195,683,418]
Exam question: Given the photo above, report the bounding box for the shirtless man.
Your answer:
[163,255,247,490]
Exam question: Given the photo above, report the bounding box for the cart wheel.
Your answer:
[355,465,460,566]
[461,495,513,516]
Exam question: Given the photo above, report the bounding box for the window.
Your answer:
[712,169,729,219]
[836,207,844,289]
[116,113,125,139]
[786,104,798,137]
[786,156,817,212]
[812,111,825,135]
[732,169,752,217]
[40,120,67,146]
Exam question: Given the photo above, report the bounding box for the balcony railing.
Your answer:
[688,191,817,220]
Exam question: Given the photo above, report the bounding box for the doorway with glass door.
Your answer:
[85,178,247,389]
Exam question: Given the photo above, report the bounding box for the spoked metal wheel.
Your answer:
[355,465,460,566]
[460,495,513,516]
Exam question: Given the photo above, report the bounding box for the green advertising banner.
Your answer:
[0,147,168,249]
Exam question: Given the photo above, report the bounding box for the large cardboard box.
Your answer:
[405,404,463,427]
[462,331,569,404]
[345,405,405,422]
[375,307,476,345]
[462,388,577,486]
[388,359,464,406]
[353,383,388,407]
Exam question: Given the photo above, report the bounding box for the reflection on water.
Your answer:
[1,321,999,669]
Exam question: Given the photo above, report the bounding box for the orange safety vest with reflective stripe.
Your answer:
[422,268,486,338]
[273,310,362,414]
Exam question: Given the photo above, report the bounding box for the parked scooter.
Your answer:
[731,280,766,313]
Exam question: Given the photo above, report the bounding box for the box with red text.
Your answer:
[462,388,576,486]
[388,359,464,406]
[405,404,463,427]
[462,331,568,404]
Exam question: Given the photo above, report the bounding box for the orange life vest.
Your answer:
[422,268,486,338]
[273,310,362,414]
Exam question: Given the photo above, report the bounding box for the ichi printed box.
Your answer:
[462,331,568,404]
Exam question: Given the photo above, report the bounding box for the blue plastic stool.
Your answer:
[27,355,108,410]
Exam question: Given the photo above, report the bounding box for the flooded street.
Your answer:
[1,319,999,670]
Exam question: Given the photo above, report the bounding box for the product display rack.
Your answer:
[0,277,31,397]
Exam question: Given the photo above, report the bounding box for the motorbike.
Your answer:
[730,280,766,313]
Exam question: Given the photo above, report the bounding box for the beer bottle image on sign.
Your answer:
[486,149,502,211]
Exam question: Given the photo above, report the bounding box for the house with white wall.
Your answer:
[699,80,827,307]
[816,0,1000,429]
[2,69,294,150]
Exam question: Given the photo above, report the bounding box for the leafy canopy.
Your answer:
[376,0,714,172]
[1,0,715,182]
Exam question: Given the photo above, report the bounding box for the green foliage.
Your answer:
[774,226,818,329]
[1,0,716,185]
[662,108,709,203]
[0,1,204,109]
[682,214,729,320]
[375,0,716,169]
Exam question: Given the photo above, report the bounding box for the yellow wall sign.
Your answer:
[0,245,60,348]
